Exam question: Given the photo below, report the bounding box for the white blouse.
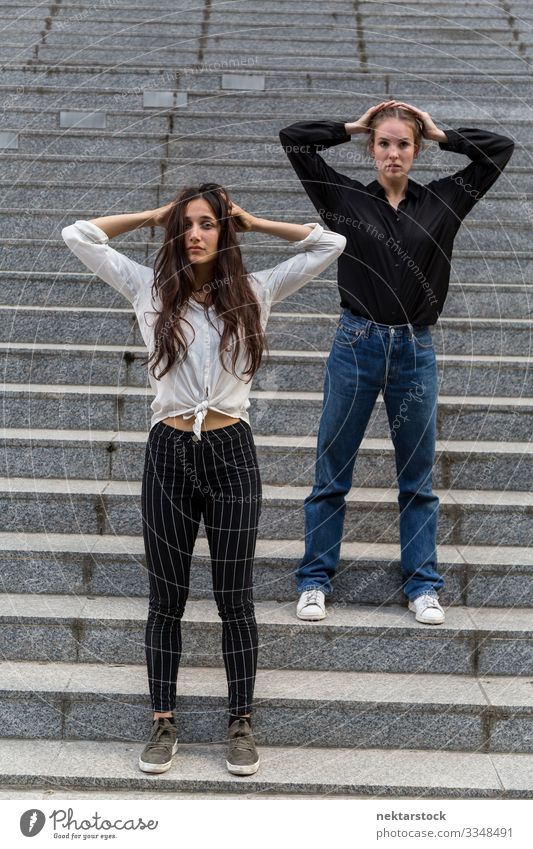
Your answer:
[61,219,346,439]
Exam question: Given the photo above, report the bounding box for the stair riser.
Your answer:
[2,160,533,191]
[0,551,530,607]
[2,95,532,125]
[1,350,530,395]
[4,70,533,100]
[2,393,530,440]
[3,244,532,285]
[9,120,533,157]
[1,692,530,753]
[1,439,530,491]
[1,278,529,318]
[27,48,530,73]
[0,492,530,546]
[1,312,530,356]
[0,619,528,675]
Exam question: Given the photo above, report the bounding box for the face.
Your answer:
[183,197,221,266]
[369,118,418,178]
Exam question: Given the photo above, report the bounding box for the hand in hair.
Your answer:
[228,201,256,233]
[347,100,398,134]
[151,201,175,228]
[388,101,446,142]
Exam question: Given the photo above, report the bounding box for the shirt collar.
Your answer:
[366,177,422,200]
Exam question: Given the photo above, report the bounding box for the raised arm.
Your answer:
[392,100,514,218]
[230,202,346,306]
[279,119,356,218]
[61,205,172,304]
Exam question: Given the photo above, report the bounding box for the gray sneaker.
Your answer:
[226,718,260,775]
[138,718,178,774]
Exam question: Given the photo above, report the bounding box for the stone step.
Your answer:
[0,477,531,546]
[1,661,531,753]
[1,343,530,396]
[2,153,533,188]
[0,738,529,798]
[3,108,531,139]
[0,594,530,675]
[19,51,527,77]
[2,91,532,121]
[2,273,530,317]
[2,427,530,491]
[2,68,532,98]
[33,13,529,35]
[8,122,533,157]
[1,307,530,355]
[0,532,530,608]
[7,215,531,257]
[14,25,524,45]
[2,383,530,441]
[4,200,530,242]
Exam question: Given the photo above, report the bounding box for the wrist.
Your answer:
[345,121,369,136]
[249,216,264,233]
[428,129,448,143]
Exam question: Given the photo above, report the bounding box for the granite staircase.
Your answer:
[0,0,531,798]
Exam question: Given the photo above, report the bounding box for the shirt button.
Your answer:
[394,263,399,268]
[396,217,400,222]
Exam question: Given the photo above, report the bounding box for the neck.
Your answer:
[192,261,217,291]
[377,173,409,198]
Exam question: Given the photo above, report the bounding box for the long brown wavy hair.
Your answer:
[143,183,266,381]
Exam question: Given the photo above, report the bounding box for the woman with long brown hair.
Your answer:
[62,184,346,776]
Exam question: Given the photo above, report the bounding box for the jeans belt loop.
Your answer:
[407,322,414,341]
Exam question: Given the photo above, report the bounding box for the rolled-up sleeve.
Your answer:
[250,223,346,306]
[61,219,154,304]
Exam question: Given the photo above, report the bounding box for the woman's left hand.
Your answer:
[390,101,446,142]
[229,201,256,232]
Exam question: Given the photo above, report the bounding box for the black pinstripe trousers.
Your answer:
[141,419,262,715]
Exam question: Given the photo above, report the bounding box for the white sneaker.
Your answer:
[297,588,326,621]
[408,594,445,625]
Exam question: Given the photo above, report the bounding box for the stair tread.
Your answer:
[0,593,531,632]
[1,531,532,567]
[1,427,531,454]
[0,738,529,795]
[1,660,531,708]
[2,476,532,506]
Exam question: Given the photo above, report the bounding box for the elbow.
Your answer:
[61,224,76,247]
[279,127,291,150]
[334,233,347,255]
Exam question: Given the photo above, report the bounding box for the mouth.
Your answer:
[387,164,401,169]
[188,247,204,253]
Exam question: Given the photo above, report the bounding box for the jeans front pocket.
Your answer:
[411,326,433,349]
[334,321,365,349]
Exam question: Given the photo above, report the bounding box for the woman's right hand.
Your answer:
[151,201,175,228]
[345,100,398,134]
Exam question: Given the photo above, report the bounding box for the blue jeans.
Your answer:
[297,310,444,602]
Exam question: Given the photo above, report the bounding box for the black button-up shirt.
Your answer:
[279,121,514,325]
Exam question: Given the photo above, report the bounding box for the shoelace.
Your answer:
[147,720,174,750]
[419,595,441,609]
[230,721,255,752]
[303,588,322,606]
